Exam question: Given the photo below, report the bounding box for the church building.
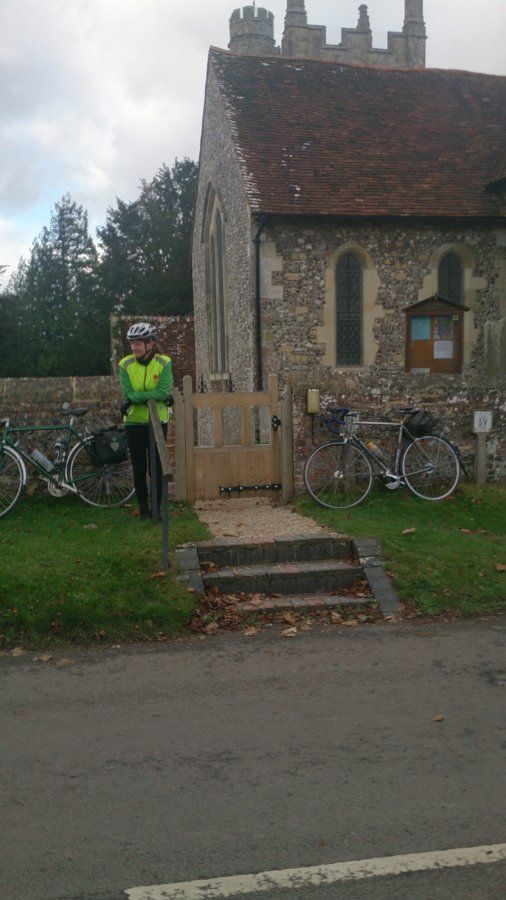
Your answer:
[192,2,506,478]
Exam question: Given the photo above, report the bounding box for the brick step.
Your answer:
[236,593,376,615]
[196,533,352,567]
[202,559,363,595]
[175,535,401,618]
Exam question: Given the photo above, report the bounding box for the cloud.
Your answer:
[0,0,504,277]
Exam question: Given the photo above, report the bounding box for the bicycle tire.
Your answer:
[401,435,460,500]
[66,437,135,508]
[0,445,26,518]
[304,440,374,510]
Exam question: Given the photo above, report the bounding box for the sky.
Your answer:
[1,0,505,286]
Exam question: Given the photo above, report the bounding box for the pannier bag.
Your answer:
[92,427,129,464]
[404,410,438,438]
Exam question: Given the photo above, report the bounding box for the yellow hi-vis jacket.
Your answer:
[118,353,174,425]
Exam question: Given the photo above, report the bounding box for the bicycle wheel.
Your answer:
[304,440,373,509]
[0,446,26,518]
[401,435,460,500]
[66,438,135,508]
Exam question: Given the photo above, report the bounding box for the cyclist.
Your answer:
[119,322,173,520]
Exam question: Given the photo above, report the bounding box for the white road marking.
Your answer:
[125,842,506,899]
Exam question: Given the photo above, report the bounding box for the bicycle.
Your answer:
[0,408,135,519]
[304,405,462,510]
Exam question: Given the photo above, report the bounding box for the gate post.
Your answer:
[281,383,294,502]
[268,374,281,485]
[183,375,196,503]
[173,387,187,501]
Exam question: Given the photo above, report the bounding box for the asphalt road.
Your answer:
[1,616,505,900]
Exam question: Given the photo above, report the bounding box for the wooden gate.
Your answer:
[173,374,293,502]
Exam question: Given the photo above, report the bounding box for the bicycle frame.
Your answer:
[1,418,84,492]
[340,418,440,487]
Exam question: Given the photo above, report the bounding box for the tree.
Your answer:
[3,195,109,376]
[98,158,197,316]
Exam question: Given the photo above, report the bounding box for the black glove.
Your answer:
[167,395,174,408]
[120,399,132,416]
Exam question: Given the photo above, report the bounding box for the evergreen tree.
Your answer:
[98,158,197,316]
[4,195,109,376]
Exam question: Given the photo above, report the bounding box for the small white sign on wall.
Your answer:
[473,411,493,433]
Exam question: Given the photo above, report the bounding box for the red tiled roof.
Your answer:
[209,48,506,220]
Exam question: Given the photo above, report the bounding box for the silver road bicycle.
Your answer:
[304,405,463,510]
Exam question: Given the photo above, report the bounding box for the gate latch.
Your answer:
[271,415,281,430]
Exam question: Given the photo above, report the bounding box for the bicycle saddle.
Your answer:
[55,408,88,417]
[394,405,419,415]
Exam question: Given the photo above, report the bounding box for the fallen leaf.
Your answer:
[280,626,297,637]
[330,612,343,624]
[250,595,263,607]
[460,528,473,534]
[149,571,166,580]
[342,620,359,628]
[243,627,259,636]
[300,622,313,631]
[83,524,98,530]
[282,612,296,625]
[495,563,506,572]
[34,654,52,663]
[402,527,417,535]
[56,658,75,668]
[11,647,25,657]
[432,714,445,722]
[204,622,219,635]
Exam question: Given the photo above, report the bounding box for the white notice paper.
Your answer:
[434,340,453,359]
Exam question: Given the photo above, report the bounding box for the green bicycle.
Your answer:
[0,408,134,519]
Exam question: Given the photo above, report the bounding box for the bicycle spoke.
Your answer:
[304,441,373,509]
[67,439,134,508]
[401,436,460,500]
[0,448,25,518]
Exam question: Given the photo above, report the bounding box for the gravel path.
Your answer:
[194,498,329,539]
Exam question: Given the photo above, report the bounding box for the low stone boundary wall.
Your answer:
[290,372,505,486]
[0,376,178,495]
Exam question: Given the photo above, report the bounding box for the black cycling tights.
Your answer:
[125,423,168,512]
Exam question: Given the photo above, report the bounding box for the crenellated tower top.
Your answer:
[229,6,277,56]
[228,3,427,68]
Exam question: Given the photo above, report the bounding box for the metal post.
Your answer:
[161,474,169,572]
[147,401,173,573]
[149,422,158,522]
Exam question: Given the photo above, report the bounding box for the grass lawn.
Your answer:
[0,495,209,647]
[298,484,506,617]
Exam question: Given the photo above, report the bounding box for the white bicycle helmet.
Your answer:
[126,322,157,341]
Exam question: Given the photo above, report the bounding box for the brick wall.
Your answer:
[111,314,196,388]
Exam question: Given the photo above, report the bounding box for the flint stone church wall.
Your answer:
[257,218,505,483]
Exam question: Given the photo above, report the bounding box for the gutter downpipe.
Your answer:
[253,215,266,390]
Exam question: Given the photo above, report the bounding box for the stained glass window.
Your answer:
[336,252,362,365]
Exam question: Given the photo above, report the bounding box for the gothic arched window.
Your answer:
[336,252,362,365]
[438,252,463,305]
[206,206,228,373]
